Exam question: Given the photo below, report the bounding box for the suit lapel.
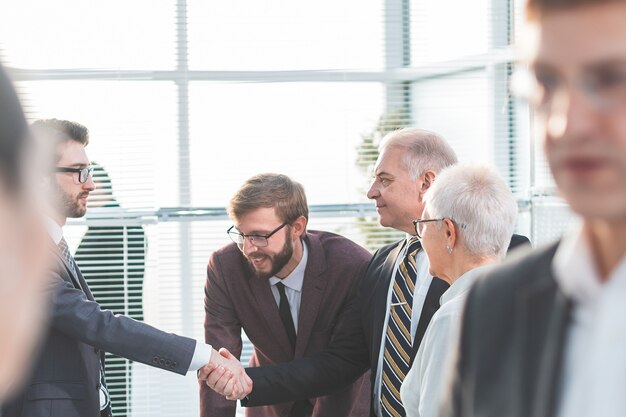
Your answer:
[370,240,405,364]
[294,234,327,358]
[248,263,295,358]
[56,248,94,301]
[517,262,571,417]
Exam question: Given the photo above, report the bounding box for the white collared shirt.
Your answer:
[269,241,308,333]
[400,265,492,417]
[553,224,626,417]
[374,235,433,417]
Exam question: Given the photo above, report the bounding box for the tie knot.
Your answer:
[407,237,421,257]
[276,282,287,295]
[58,237,69,252]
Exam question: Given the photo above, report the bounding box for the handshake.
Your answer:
[198,348,252,401]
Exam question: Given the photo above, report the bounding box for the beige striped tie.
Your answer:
[380,237,421,416]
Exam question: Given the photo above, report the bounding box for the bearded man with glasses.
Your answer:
[199,173,372,417]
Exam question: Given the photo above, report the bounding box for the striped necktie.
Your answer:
[58,237,77,277]
[380,237,421,416]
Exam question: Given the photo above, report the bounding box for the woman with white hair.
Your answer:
[400,163,518,417]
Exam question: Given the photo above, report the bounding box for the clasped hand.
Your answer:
[198,348,252,400]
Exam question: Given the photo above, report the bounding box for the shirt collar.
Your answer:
[440,264,494,306]
[44,216,64,245]
[269,240,309,292]
[553,223,607,305]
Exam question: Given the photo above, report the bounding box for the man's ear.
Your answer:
[419,170,437,196]
[291,215,307,238]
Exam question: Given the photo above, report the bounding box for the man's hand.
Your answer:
[198,348,252,400]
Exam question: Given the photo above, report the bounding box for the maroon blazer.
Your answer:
[200,230,372,417]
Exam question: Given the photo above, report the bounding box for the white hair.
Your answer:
[424,163,518,259]
[379,127,458,179]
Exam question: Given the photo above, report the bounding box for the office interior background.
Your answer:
[1,0,576,415]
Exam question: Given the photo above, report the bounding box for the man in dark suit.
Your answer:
[441,1,626,417]
[204,128,530,416]
[1,119,249,417]
[199,173,371,417]
[74,163,147,417]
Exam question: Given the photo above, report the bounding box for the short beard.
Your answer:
[249,235,293,280]
[52,181,87,219]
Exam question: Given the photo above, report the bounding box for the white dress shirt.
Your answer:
[269,241,309,332]
[553,225,626,417]
[43,217,213,372]
[374,236,433,417]
[400,265,491,417]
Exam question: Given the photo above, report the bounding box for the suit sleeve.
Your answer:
[49,262,196,376]
[199,253,242,417]
[243,262,370,407]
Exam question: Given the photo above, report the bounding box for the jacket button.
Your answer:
[152,356,159,364]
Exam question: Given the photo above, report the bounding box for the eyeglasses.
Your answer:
[412,218,445,239]
[511,64,626,113]
[227,222,288,247]
[55,166,94,184]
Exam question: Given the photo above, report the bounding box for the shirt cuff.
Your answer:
[188,340,213,372]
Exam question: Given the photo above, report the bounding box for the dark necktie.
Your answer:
[58,237,111,413]
[276,282,297,351]
[380,237,421,416]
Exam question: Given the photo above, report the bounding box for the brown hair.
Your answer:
[526,0,624,19]
[31,119,89,163]
[228,173,309,225]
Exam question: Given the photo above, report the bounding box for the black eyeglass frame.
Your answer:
[55,166,94,184]
[412,218,445,239]
[227,222,289,247]
[412,217,467,239]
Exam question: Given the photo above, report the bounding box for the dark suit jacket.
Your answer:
[200,231,372,417]
[442,242,569,417]
[2,241,197,417]
[74,224,146,417]
[245,234,530,416]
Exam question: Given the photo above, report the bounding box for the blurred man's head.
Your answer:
[32,119,95,223]
[0,64,50,400]
[518,0,626,222]
[366,127,458,234]
[228,173,308,280]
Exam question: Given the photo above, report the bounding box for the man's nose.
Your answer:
[367,183,379,200]
[83,175,96,191]
[242,237,258,255]
[545,82,599,141]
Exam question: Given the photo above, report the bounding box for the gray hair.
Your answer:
[424,163,517,259]
[379,127,458,179]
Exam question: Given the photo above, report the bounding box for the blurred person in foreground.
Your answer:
[400,163,518,417]
[442,1,626,416]
[0,64,51,405]
[199,173,371,417]
[203,128,529,417]
[1,119,250,417]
